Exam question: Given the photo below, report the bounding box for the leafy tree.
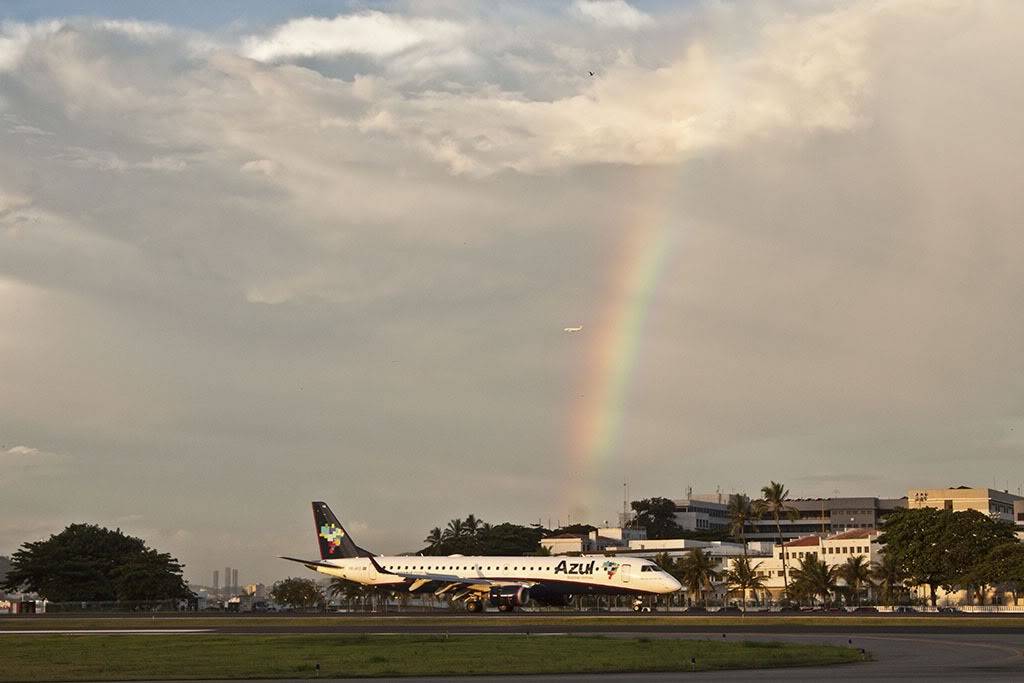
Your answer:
[1,524,192,602]
[727,494,755,558]
[839,555,871,606]
[790,556,838,607]
[547,524,597,537]
[475,523,543,556]
[630,498,684,539]
[753,482,799,599]
[270,577,324,608]
[462,514,482,536]
[957,542,1024,605]
[0,555,10,586]
[723,557,765,611]
[677,549,719,607]
[870,553,908,606]
[877,508,1017,606]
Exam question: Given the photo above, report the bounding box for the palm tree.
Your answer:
[463,514,482,537]
[727,494,755,559]
[678,549,719,608]
[328,578,365,610]
[423,527,444,551]
[870,553,907,606]
[444,518,465,540]
[790,556,838,607]
[754,481,799,600]
[723,556,766,612]
[840,555,872,606]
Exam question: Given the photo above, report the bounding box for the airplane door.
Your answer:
[621,564,632,583]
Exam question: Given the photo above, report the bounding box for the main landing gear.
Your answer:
[465,599,484,613]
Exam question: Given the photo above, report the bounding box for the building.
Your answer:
[212,570,219,590]
[541,527,647,555]
[908,486,1023,523]
[231,569,239,590]
[671,495,730,532]
[743,497,906,542]
[758,529,882,598]
[243,583,267,600]
[224,566,231,590]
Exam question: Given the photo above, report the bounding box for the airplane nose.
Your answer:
[666,575,682,593]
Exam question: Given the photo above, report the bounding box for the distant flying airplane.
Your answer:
[281,501,680,613]
[563,326,583,332]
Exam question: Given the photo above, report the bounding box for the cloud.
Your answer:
[572,0,653,30]
[4,445,41,456]
[0,0,1022,581]
[242,12,465,62]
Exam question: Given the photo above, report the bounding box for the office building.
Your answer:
[908,486,1023,523]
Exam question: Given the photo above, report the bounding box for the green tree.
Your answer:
[678,549,719,607]
[753,482,799,599]
[327,578,366,609]
[630,498,684,539]
[957,542,1024,605]
[789,555,838,607]
[723,556,765,611]
[270,577,324,608]
[877,508,1017,606]
[422,528,444,552]
[726,494,755,558]
[839,555,871,606]
[870,553,908,606]
[1,524,192,602]
[462,514,482,536]
[444,518,466,540]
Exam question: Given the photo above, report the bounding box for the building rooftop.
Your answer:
[826,529,880,541]
[782,536,822,548]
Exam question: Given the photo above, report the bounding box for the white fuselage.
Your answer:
[312,555,681,595]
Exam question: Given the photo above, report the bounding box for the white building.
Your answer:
[757,529,882,598]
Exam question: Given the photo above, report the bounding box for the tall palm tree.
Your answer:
[679,549,719,608]
[790,556,838,607]
[754,481,800,600]
[870,553,907,606]
[840,555,872,606]
[444,518,465,540]
[723,556,766,612]
[462,514,482,537]
[727,494,755,559]
[423,527,444,551]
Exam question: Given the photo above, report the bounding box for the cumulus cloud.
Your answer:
[572,0,653,30]
[0,1,1022,580]
[242,12,465,61]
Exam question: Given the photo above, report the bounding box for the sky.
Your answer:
[1,0,1023,584]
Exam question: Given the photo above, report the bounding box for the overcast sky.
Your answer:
[2,0,1023,584]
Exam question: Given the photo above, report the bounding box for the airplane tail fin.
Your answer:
[312,501,374,559]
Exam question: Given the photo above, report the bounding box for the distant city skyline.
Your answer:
[2,1,1023,583]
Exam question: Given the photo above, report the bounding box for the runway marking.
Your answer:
[1,629,213,635]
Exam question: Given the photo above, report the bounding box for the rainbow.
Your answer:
[565,212,674,516]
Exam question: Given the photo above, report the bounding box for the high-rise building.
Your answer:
[232,568,238,590]
[224,566,231,590]
[213,570,219,590]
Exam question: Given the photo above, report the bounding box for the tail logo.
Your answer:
[319,523,346,554]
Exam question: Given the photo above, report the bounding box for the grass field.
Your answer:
[1,634,865,681]
[2,614,1022,630]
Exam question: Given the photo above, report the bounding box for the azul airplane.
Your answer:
[281,501,682,612]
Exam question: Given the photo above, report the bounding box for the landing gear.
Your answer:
[497,603,513,612]
[465,599,484,613]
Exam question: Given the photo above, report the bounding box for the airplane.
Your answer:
[281,501,682,612]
